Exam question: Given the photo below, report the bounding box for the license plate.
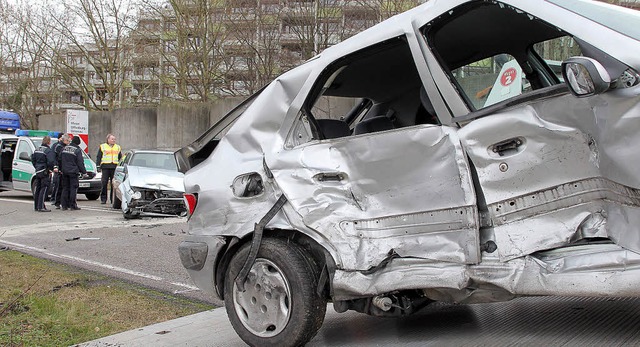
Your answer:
[79,182,90,188]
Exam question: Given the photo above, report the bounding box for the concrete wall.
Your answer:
[157,103,210,150]
[89,111,113,157]
[36,97,245,156]
[209,97,244,125]
[37,113,65,134]
[113,108,158,150]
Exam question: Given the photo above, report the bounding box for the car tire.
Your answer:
[85,192,100,200]
[112,195,122,209]
[224,238,327,347]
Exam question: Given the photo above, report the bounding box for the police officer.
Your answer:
[61,136,86,211]
[31,135,56,212]
[96,134,122,204]
[49,133,69,209]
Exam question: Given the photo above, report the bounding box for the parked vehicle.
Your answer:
[176,1,640,346]
[0,130,101,200]
[112,149,186,219]
[0,110,20,134]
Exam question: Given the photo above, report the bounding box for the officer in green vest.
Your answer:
[96,134,122,205]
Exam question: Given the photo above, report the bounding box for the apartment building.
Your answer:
[128,0,425,103]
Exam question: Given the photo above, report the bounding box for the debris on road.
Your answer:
[65,237,101,241]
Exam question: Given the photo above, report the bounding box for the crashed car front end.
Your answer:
[120,166,186,217]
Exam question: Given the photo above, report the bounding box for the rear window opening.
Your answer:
[292,35,440,145]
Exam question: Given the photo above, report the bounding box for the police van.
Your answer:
[0,130,102,200]
[0,110,21,134]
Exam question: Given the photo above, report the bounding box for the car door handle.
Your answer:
[13,162,18,166]
[490,137,525,157]
[314,172,346,182]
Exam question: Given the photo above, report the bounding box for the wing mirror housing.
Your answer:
[562,57,611,97]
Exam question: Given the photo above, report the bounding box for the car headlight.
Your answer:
[132,191,142,200]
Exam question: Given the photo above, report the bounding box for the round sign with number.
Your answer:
[500,68,517,86]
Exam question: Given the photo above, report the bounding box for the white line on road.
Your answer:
[0,197,120,213]
[0,239,199,291]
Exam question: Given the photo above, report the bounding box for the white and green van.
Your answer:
[0,130,102,200]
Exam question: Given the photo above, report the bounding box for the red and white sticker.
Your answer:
[500,67,517,86]
[68,133,89,154]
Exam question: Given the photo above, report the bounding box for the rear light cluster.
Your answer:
[183,193,198,216]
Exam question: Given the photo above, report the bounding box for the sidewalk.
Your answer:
[75,308,246,347]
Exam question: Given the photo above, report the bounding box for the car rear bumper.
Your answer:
[179,235,227,300]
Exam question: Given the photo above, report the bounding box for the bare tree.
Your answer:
[38,0,138,111]
[219,0,285,95]
[0,0,63,128]
[138,0,228,102]
[349,0,420,33]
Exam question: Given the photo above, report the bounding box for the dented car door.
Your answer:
[424,0,640,262]
[270,123,479,270]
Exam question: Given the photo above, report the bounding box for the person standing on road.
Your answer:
[31,135,56,212]
[61,136,86,211]
[96,134,122,205]
[49,133,69,209]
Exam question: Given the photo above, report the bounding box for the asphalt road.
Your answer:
[0,190,217,305]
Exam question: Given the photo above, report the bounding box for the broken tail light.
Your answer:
[184,193,198,216]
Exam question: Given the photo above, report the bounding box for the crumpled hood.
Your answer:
[127,166,185,192]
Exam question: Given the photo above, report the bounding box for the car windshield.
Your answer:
[130,152,177,171]
[547,0,640,41]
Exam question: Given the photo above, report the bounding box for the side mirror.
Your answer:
[19,152,31,161]
[562,57,611,97]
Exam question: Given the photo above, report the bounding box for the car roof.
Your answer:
[128,149,176,154]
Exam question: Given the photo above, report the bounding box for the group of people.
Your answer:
[31,133,121,212]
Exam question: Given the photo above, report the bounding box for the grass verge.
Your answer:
[0,249,214,347]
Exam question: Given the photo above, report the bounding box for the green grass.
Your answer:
[0,250,213,347]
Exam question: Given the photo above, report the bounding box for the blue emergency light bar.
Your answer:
[15,129,62,138]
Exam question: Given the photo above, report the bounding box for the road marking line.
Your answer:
[0,197,121,213]
[0,239,197,290]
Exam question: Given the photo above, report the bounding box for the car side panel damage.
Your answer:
[268,125,479,270]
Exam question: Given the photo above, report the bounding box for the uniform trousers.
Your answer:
[61,174,80,209]
[100,167,116,203]
[33,171,50,211]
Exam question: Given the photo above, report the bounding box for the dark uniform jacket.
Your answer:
[61,143,87,175]
[31,144,55,175]
[50,140,66,170]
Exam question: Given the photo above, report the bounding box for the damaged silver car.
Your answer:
[176,0,640,346]
[113,149,186,219]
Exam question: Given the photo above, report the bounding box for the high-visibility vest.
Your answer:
[100,143,121,165]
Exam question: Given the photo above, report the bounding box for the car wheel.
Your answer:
[112,195,122,209]
[85,192,100,200]
[224,238,327,347]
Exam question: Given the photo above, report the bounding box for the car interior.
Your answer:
[303,35,440,141]
[0,139,16,183]
[424,1,574,111]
